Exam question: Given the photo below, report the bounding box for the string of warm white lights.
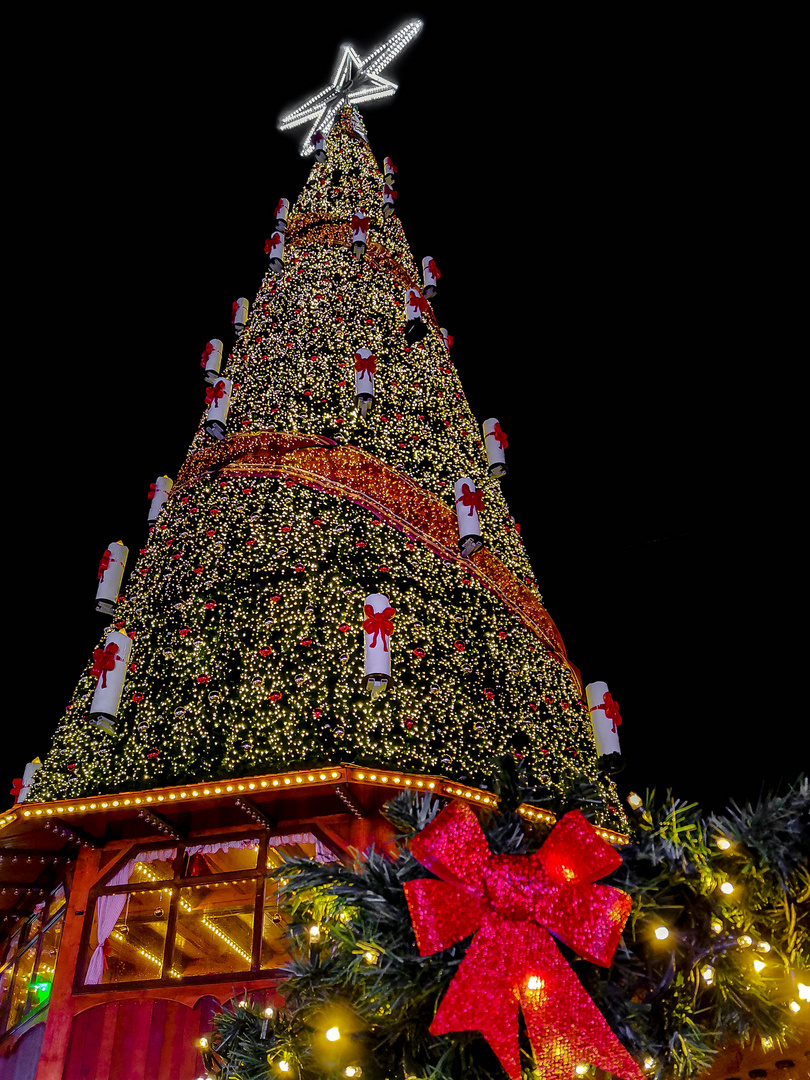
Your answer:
[29,105,625,832]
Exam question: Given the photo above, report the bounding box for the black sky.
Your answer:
[6,10,796,814]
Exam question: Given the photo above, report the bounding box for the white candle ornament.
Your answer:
[383,156,397,184]
[483,418,508,479]
[354,348,376,418]
[422,256,440,298]
[147,476,174,524]
[586,681,623,757]
[95,541,129,615]
[232,297,249,331]
[89,630,133,733]
[312,131,326,161]
[405,287,428,344]
[201,338,223,385]
[363,593,395,698]
[204,377,233,441]
[454,478,484,558]
[274,197,290,233]
[351,209,370,262]
[265,232,285,275]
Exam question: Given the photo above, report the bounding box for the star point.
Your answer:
[277,20,424,156]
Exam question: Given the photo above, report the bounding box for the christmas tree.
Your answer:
[29,97,625,832]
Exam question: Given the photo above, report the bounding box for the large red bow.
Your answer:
[362,604,395,651]
[456,483,484,516]
[592,692,622,732]
[351,214,370,235]
[311,131,323,146]
[427,258,441,280]
[383,184,398,199]
[264,233,282,254]
[10,778,24,801]
[274,198,285,218]
[97,549,111,581]
[205,381,226,409]
[91,643,119,689]
[354,352,377,377]
[147,482,157,501]
[486,422,508,450]
[404,803,644,1080]
[408,290,428,313]
[200,342,214,368]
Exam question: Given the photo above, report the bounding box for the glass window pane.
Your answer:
[30,913,64,1011]
[85,889,170,985]
[262,840,317,969]
[184,838,260,878]
[47,885,67,921]
[0,964,14,1033]
[173,879,256,977]
[6,945,37,1030]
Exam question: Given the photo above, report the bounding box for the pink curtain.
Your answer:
[85,848,176,985]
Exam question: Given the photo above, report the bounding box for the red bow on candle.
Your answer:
[91,643,119,689]
[147,483,157,501]
[231,301,239,318]
[408,290,428,313]
[205,381,226,409]
[592,692,622,732]
[457,483,484,516]
[311,131,323,146]
[363,605,395,651]
[274,198,285,218]
[97,549,111,581]
[351,214,370,235]
[427,258,441,280]
[200,342,214,368]
[404,803,645,1080]
[10,778,24,801]
[354,352,377,377]
[383,185,398,199]
[486,422,508,450]
[264,233,282,254]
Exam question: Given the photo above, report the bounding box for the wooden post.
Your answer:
[35,846,101,1080]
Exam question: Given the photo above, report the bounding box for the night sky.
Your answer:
[7,11,795,815]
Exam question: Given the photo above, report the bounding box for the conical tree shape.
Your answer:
[32,108,623,830]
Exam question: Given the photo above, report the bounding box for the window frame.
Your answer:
[0,882,69,1037]
[75,828,333,993]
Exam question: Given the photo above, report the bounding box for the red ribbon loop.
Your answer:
[404,803,644,1080]
[591,692,622,732]
[351,214,370,235]
[408,290,428,313]
[274,198,285,218]
[91,643,120,689]
[264,233,282,254]
[486,422,508,450]
[427,258,441,280]
[98,550,111,581]
[200,342,214,368]
[457,483,484,516]
[354,352,377,377]
[205,382,226,409]
[363,604,395,651]
[10,778,24,800]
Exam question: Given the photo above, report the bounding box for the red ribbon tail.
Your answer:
[430,920,522,1080]
[520,932,645,1080]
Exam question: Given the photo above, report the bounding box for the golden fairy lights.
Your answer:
[27,105,625,831]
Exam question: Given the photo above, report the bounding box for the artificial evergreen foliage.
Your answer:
[201,780,809,1080]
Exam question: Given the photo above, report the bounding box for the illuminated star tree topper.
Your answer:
[277,19,423,156]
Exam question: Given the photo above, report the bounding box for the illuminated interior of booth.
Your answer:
[80,833,320,988]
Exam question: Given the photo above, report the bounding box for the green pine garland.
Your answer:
[199,775,809,1080]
